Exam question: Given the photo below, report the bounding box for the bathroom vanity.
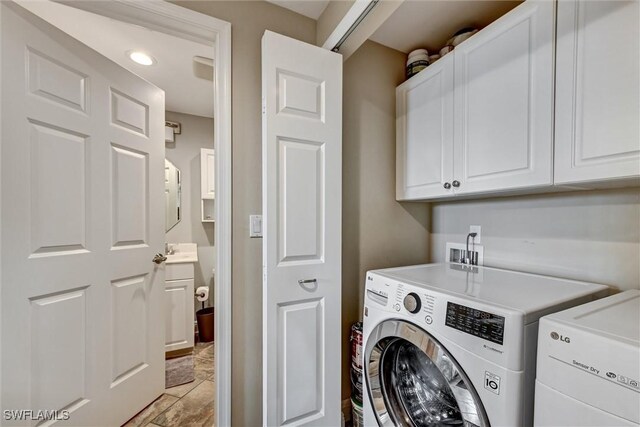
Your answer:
[164,243,198,355]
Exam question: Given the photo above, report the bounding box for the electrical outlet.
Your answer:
[470,225,482,243]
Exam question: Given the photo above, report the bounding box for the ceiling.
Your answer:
[265,0,330,19]
[20,1,215,118]
[370,0,522,54]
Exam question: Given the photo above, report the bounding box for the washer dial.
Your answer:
[403,292,421,314]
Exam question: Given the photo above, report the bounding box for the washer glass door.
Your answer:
[365,319,489,427]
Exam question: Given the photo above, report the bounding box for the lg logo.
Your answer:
[551,331,570,343]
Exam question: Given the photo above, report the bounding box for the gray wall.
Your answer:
[165,111,215,308]
[342,40,431,401]
[431,188,640,290]
[169,2,317,425]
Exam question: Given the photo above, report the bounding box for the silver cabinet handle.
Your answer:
[298,278,317,285]
[152,253,167,264]
[443,182,451,189]
[452,180,461,188]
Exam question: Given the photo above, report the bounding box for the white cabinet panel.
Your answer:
[200,148,215,199]
[165,262,195,353]
[396,54,454,200]
[554,0,640,185]
[453,0,555,194]
[164,278,194,353]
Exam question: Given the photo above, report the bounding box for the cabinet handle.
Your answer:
[443,182,451,189]
[452,180,461,188]
[298,278,317,285]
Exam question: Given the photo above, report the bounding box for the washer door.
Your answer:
[365,319,489,427]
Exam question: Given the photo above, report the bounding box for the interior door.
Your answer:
[1,3,165,425]
[262,31,342,426]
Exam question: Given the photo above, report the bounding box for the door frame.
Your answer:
[26,1,233,425]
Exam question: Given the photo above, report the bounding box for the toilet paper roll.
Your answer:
[196,286,209,302]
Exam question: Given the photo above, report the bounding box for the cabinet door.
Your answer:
[453,0,555,195]
[396,54,454,200]
[201,148,215,199]
[165,278,194,353]
[554,0,640,185]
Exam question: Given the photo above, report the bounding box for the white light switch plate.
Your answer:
[249,215,262,238]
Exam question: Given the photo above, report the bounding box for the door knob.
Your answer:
[452,180,461,188]
[152,253,167,264]
[443,182,451,189]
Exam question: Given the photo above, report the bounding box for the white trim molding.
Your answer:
[52,2,233,425]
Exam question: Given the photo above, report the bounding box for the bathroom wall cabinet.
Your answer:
[396,0,639,201]
[165,262,195,353]
[200,148,215,222]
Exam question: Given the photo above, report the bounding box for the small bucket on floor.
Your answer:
[196,307,215,342]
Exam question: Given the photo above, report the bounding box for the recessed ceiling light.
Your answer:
[127,50,156,66]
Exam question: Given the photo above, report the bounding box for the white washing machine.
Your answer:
[362,263,608,427]
[534,290,640,426]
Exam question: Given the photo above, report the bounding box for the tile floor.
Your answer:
[123,341,215,427]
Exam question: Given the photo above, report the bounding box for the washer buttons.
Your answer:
[425,315,433,325]
[394,304,401,312]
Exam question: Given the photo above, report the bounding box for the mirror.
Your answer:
[165,159,181,231]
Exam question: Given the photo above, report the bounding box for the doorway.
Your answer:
[0,1,231,425]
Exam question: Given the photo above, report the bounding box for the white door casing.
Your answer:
[453,0,555,194]
[396,53,455,201]
[554,0,640,185]
[1,3,165,425]
[262,31,342,426]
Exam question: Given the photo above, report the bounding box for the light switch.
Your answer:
[249,215,263,238]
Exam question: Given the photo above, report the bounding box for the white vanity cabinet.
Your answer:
[396,0,555,200]
[165,260,195,354]
[554,0,640,186]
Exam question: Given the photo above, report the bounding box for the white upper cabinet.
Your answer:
[201,148,215,199]
[453,0,555,195]
[396,54,454,200]
[554,0,640,185]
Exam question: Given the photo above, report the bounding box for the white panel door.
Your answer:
[1,3,165,426]
[554,0,640,185]
[453,0,555,195]
[262,31,342,426]
[396,54,454,200]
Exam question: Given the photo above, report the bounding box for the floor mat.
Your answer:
[165,354,195,389]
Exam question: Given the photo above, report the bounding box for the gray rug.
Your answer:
[165,354,195,389]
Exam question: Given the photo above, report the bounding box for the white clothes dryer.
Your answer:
[362,263,608,427]
[534,290,640,426]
